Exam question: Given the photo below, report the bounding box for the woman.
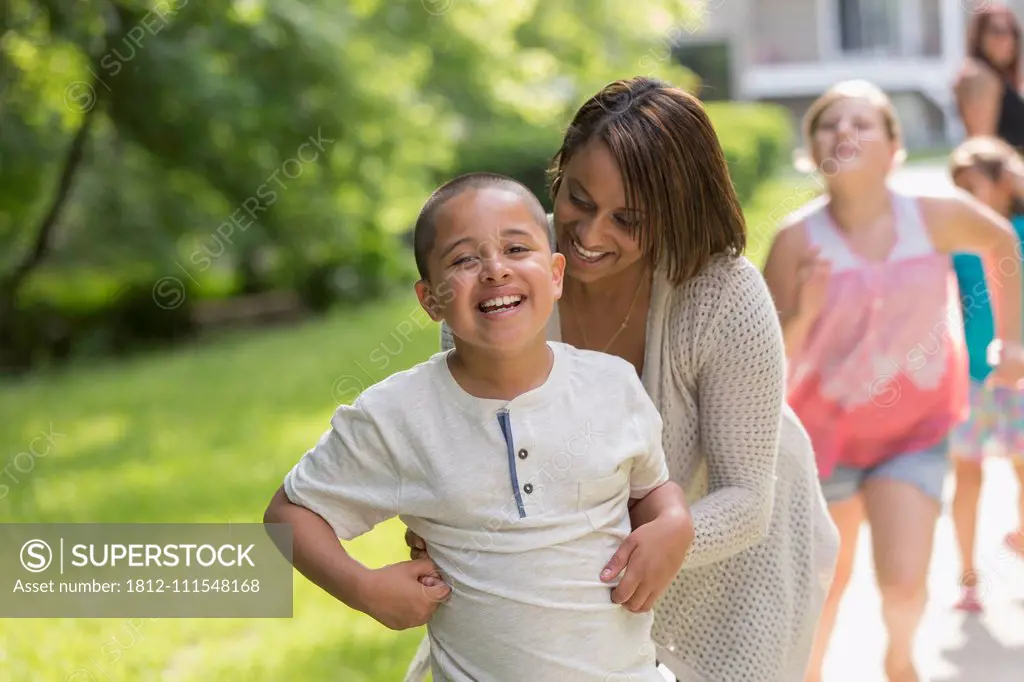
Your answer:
[764,81,1024,682]
[954,3,1024,148]
[406,76,840,682]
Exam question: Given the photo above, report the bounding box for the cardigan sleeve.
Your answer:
[682,260,784,568]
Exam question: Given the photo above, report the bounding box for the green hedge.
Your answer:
[705,101,793,202]
[449,100,793,211]
[447,121,564,212]
[0,243,407,375]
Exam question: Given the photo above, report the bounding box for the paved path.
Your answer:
[822,163,1024,681]
[821,459,1024,682]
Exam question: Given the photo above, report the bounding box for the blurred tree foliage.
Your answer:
[1,1,778,371]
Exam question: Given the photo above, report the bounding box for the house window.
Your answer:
[838,0,901,55]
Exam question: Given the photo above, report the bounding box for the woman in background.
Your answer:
[954,4,1024,148]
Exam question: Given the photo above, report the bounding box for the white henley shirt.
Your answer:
[283,341,671,681]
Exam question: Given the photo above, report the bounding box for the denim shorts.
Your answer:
[819,438,950,504]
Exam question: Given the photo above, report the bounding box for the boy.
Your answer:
[264,173,693,681]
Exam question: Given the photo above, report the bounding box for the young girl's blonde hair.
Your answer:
[949,135,1024,215]
[793,80,907,173]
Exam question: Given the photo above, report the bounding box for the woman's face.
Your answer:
[981,15,1018,68]
[812,96,898,182]
[552,139,645,284]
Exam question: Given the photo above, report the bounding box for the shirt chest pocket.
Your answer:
[577,466,630,530]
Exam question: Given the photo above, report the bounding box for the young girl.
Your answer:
[763,80,1024,682]
[948,135,1024,613]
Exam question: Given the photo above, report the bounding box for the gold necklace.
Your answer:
[571,274,646,353]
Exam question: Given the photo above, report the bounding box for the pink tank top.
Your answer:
[786,190,969,479]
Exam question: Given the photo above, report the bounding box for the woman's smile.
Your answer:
[570,237,612,264]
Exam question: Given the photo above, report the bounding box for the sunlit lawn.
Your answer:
[0,177,803,680]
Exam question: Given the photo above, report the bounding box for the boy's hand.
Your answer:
[360,557,451,630]
[601,511,691,613]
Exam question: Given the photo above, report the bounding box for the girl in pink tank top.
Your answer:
[763,80,1024,682]
[786,188,969,479]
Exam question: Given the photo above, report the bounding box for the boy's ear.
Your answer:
[551,252,566,300]
[415,279,446,322]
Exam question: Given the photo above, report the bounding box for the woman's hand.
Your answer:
[405,527,428,560]
[600,509,693,613]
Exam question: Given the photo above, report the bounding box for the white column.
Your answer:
[939,0,967,142]
[940,0,966,67]
[901,0,923,57]
[732,0,752,100]
[815,0,835,61]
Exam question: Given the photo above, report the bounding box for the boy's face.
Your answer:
[415,187,565,353]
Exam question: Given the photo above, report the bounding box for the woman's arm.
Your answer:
[682,261,784,568]
[954,61,1002,137]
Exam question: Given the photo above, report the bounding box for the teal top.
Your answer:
[952,214,1024,382]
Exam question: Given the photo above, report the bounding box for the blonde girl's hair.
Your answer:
[949,135,1024,214]
[792,79,907,173]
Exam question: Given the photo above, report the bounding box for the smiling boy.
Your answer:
[264,172,693,681]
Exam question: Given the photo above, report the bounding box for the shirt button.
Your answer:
[518,449,528,459]
[523,483,534,494]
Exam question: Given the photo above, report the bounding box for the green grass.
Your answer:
[0,177,807,681]
[0,299,441,681]
[904,145,953,164]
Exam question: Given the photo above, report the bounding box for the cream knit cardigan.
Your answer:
[411,254,839,682]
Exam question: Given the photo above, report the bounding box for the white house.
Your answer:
[675,0,1024,150]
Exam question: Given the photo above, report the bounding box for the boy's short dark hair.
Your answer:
[413,172,550,282]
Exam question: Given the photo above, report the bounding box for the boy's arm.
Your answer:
[266,399,450,629]
[265,486,449,630]
[598,370,694,612]
[264,485,376,612]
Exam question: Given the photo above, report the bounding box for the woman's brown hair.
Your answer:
[547,76,746,285]
[967,3,1021,84]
